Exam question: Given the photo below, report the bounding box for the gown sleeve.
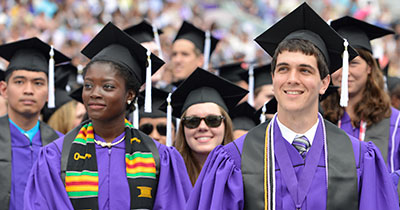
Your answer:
[23,138,74,210]
[359,141,400,210]
[153,142,193,210]
[186,144,244,210]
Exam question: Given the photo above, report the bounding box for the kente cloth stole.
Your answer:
[65,119,157,210]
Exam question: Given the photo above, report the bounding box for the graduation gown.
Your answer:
[0,115,61,210]
[23,132,193,210]
[186,116,399,210]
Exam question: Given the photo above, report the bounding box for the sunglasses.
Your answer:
[139,123,167,136]
[182,115,225,129]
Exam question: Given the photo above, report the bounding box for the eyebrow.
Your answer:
[276,62,317,71]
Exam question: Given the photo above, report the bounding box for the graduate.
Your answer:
[0,37,70,210]
[171,21,219,86]
[160,68,248,185]
[186,3,399,210]
[322,15,400,196]
[229,102,259,139]
[217,62,249,104]
[24,22,192,210]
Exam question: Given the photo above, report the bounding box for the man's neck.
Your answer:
[7,109,40,131]
[277,109,319,134]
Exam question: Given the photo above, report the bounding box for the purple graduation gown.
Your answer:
[339,107,400,172]
[186,120,399,210]
[23,132,192,210]
[9,123,63,210]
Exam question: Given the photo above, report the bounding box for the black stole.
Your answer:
[241,119,358,210]
[0,115,59,209]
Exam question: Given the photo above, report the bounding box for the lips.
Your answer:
[20,99,36,105]
[195,136,213,143]
[284,90,303,95]
[87,102,106,110]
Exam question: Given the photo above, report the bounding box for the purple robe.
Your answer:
[186,120,399,210]
[340,108,400,172]
[9,123,63,210]
[23,132,192,210]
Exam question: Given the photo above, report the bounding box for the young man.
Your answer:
[171,21,219,86]
[0,37,70,210]
[186,3,399,210]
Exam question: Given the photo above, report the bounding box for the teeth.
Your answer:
[286,91,301,94]
[197,137,210,141]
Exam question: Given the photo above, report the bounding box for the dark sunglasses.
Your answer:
[139,123,167,136]
[182,115,225,129]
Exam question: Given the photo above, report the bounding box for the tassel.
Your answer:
[247,63,255,106]
[340,39,349,107]
[202,30,211,70]
[133,98,139,129]
[77,64,84,84]
[144,50,152,113]
[166,93,172,147]
[260,102,267,123]
[47,45,55,108]
[152,23,163,60]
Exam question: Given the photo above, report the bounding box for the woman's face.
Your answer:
[183,102,225,156]
[331,56,371,98]
[82,62,134,122]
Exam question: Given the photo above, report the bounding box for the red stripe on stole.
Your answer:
[126,162,156,169]
[77,130,87,137]
[66,181,98,186]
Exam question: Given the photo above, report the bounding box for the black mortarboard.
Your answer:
[254,2,358,73]
[160,68,248,118]
[123,20,163,43]
[0,37,70,78]
[230,102,260,131]
[217,62,248,83]
[320,85,339,101]
[81,22,165,86]
[330,16,394,53]
[69,86,83,104]
[240,63,273,89]
[174,21,219,54]
[54,63,78,89]
[138,87,170,118]
[0,70,4,81]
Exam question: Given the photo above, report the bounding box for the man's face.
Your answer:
[1,70,48,117]
[171,39,204,82]
[272,50,329,115]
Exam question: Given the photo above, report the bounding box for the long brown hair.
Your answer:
[174,105,234,185]
[48,100,78,134]
[322,48,391,127]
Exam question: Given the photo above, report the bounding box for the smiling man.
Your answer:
[0,37,69,210]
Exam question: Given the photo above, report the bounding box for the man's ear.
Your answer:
[0,81,8,99]
[319,74,330,95]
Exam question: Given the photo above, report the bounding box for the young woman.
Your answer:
[161,68,247,185]
[24,22,192,210]
[322,16,400,178]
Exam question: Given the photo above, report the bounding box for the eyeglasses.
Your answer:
[182,115,225,129]
[139,123,167,136]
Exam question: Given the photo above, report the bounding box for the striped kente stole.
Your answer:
[65,119,157,209]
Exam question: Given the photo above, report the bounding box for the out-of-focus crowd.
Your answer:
[1,0,400,80]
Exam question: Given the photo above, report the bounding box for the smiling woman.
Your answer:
[24,22,193,210]
[160,68,248,185]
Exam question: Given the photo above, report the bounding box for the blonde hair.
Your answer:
[47,100,78,134]
[174,105,234,185]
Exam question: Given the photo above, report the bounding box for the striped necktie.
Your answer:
[292,135,310,159]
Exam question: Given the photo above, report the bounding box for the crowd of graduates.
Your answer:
[2,0,400,210]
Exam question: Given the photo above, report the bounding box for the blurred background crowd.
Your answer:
[0,0,400,81]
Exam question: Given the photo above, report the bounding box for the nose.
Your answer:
[23,82,34,95]
[150,128,161,141]
[287,69,300,84]
[89,85,102,99]
[197,119,209,131]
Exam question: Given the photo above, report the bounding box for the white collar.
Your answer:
[276,117,319,145]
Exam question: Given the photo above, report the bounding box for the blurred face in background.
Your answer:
[171,39,204,82]
[139,117,175,145]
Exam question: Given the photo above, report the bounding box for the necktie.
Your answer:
[292,135,310,159]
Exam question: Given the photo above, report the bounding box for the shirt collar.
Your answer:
[276,117,319,145]
[9,118,40,141]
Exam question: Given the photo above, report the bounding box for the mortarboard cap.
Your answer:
[160,68,248,118]
[69,86,83,104]
[42,89,73,122]
[254,2,358,74]
[174,21,219,54]
[81,22,165,86]
[240,63,272,89]
[217,62,248,83]
[330,16,394,53]
[54,63,78,89]
[230,102,260,131]
[123,20,163,43]
[0,69,4,81]
[0,37,70,78]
